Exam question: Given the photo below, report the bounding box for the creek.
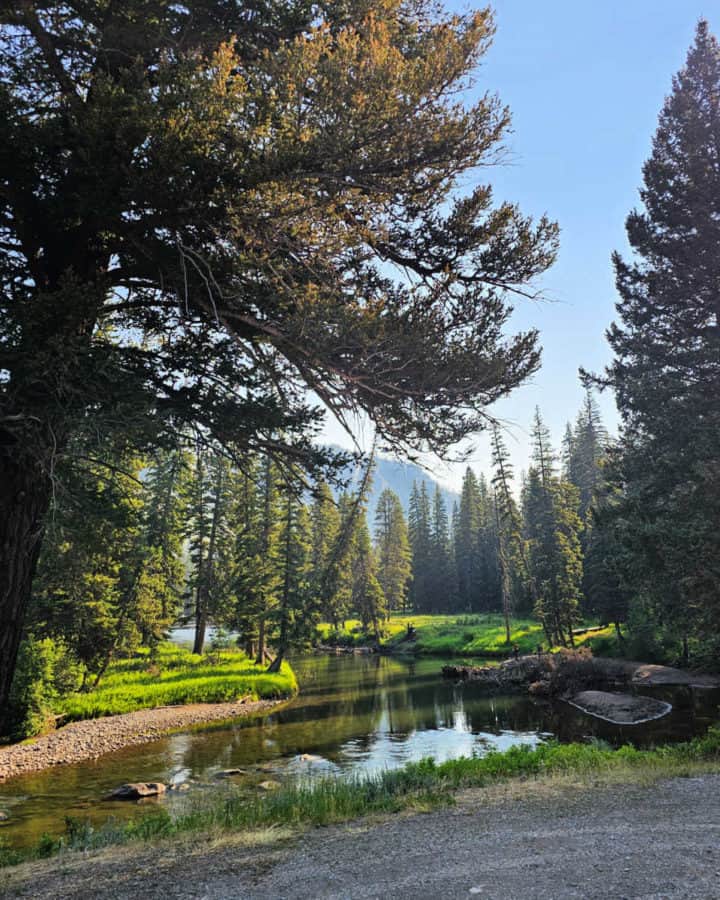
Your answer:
[1,653,718,849]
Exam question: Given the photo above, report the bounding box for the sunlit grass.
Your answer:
[317,614,614,657]
[58,644,297,721]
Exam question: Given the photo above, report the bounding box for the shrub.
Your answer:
[6,637,81,739]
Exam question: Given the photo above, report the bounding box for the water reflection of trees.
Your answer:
[175,659,720,777]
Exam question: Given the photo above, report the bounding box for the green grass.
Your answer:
[57,644,297,722]
[318,614,615,658]
[4,726,720,870]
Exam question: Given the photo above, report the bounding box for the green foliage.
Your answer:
[1,0,559,712]
[58,644,296,722]
[374,489,412,615]
[597,21,720,663]
[7,637,81,739]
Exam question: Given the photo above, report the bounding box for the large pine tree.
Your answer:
[0,0,558,708]
[601,21,720,653]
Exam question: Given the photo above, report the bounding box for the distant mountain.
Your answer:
[337,450,460,523]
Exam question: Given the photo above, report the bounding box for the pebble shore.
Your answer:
[0,697,282,781]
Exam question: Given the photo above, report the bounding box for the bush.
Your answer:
[6,637,81,740]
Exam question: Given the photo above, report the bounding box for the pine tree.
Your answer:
[374,489,412,615]
[565,390,608,520]
[598,21,720,653]
[456,469,481,611]
[267,485,312,671]
[0,0,559,710]
[408,482,432,612]
[523,411,584,646]
[309,480,342,624]
[490,425,529,639]
[351,512,386,640]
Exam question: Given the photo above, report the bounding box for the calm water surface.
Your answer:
[1,653,718,848]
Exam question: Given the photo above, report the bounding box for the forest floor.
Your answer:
[0,697,287,782]
[5,771,720,899]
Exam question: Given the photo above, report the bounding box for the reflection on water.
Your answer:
[0,654,718,848]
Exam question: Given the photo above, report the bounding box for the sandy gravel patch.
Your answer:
[0,697,283,782]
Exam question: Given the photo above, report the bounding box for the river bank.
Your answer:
[5,754,720,898]
[3,724,720,873]
[0,697,286,782]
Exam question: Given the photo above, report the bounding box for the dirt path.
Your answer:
[5,774,720,899]
[0,698,283,782]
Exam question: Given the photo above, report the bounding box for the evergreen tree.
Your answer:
[426,486,454,612]
[309,481,342,624]
[597,21,720,654]
[490,425,529,638]
[232,456,282,663]
[455,468,482,611]
[565,390,608,520]
[523,412,584,646]
[0,0,558,710]
[408,481,433,612]
[374,489,412,615]
[351,512,387,640]
[267,485,312,671]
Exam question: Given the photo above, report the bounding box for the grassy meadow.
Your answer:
[58,644,297,722]
[317,614,616,658]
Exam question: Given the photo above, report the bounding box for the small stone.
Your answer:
[107,782,166,801]
[258,780,281,791]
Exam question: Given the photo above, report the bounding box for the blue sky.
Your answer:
[321,1,711,491]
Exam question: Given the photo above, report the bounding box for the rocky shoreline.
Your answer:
[441,653,720,724]
[0,697,285,782]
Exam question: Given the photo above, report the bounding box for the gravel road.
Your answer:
[5,774,720,899]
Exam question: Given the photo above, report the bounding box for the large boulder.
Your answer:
[107,782,166,801]
[568,690,672,725]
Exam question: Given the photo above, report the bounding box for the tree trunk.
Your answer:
[0,454,53,717]
[255,618,266,664]
[193,602,207,655]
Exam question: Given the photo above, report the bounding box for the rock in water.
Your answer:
[214,768,248,778]
[568,691,672,725]
[258,780,281,791]
[107,782,166,800]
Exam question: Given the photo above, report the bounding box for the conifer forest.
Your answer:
[2,5,720,895]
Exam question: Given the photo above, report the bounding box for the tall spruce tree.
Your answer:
[408,481,433,612]
[523,410,584,646]
[374,489,412,615]
[456,468,482,611]
[427,486,454,612]
[598,21,720,655]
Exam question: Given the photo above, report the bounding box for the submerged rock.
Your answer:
[214,768,248,778]
[568,690,672,725]
[258,779,281,791]
[107,782,166,801]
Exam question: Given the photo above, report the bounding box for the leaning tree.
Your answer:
[0,0,558,706]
